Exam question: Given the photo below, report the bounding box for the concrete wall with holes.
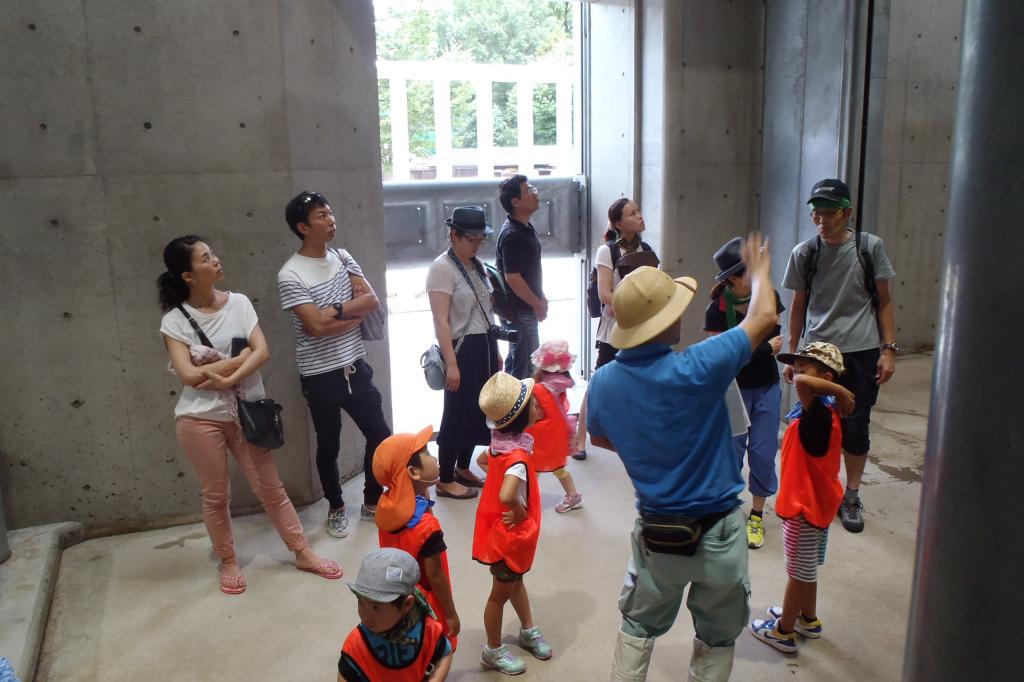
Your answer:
[657,1,765,345]
[0,0,391,532]
[875,0,965,350]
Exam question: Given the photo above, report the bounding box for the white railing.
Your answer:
[377,60,576,181]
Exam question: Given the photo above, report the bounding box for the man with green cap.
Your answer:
[782,178,898,534]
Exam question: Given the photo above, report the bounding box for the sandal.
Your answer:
[219,570,247,595]
[436,485,478,500]
[453,471,485,488]
[297,559,343,580]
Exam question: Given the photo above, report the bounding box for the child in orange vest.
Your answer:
[749,342,855,654]
[339,548,452,681]
[473,372,551,675]
[373,426,460,650]
[527,340,583,513]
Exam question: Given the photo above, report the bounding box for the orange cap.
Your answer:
[372,425,433,533]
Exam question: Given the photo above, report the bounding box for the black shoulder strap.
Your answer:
[608,240,622,267]
[176,305,214,348]
[801,237,822,339]
[855,231,880,310]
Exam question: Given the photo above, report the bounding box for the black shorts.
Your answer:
[489,560,524,584]
[837,348,881,455]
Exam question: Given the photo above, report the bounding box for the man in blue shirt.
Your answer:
[589,235,778,682]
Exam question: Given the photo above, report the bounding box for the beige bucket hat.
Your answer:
[609,266,698,349]
[479,372,536,429]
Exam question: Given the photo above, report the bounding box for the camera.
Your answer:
[488,325,520,344]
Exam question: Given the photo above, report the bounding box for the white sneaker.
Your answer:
[326,508,349,538]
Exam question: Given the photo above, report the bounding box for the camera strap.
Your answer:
[447,248,493,332]
[448,249,496,375]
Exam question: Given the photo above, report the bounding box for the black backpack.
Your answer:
[586,240,653,318]
[487,226,523,323]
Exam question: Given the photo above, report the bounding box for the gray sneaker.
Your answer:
[326,508,349,538]
[481,644,526,675]
[839,497,864,533]
[518,626,552,660]
[360,504,376,522]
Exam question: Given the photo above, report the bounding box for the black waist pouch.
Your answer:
[639,509,731,556]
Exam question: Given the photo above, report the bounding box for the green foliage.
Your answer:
[450,81,477,149]
[533,83,557,146]
[375,0,572,172]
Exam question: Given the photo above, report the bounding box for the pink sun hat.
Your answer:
[530,340,577,373]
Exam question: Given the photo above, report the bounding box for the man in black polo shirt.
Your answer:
[495,174,547,379]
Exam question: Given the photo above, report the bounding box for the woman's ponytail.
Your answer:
[157,235,204,312]
[605,197,631,243]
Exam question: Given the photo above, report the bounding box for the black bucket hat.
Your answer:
[713,237,746,282]
[445,205,493,235]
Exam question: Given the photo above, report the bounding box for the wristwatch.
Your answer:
[332,302,344,319]
[881,342,900,353]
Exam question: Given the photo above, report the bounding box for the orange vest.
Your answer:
[471,448,541,574]
[378,510,457,650]
[526,383,572,472]
[341,609,444,682]
[775,404,844,529]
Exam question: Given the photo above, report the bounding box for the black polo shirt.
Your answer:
[495,215,543,313]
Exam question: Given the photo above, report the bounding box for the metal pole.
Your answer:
[903,2,1024,679]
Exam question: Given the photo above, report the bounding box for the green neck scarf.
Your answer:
[615,233,642,252]
[722,286,751,329]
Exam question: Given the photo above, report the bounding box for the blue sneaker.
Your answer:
[481,645,526,675]
[518,626,553,660]
[750,617,798,653]
[767,606,823,638]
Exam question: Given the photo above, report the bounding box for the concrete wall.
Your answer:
[658,1,765,345]
[0,0,390,533]
[875,0,964,350]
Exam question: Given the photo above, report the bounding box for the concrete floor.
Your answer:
[35,354,931,681]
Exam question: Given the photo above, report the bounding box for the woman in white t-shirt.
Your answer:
[157,235,341,595]
[426,207,501,500]
[574,198,659,461]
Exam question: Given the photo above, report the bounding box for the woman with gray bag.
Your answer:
[426,206,501,500]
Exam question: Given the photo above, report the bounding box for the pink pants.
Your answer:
[176,417,308,559]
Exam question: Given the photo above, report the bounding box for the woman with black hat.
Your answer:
[704,237,786,551]
[426,206,501,499]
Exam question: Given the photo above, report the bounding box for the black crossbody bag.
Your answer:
[176,305,285,450]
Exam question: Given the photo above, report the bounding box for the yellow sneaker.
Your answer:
[746,515,765,549]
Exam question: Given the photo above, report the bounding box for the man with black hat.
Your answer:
[781,179,897,534]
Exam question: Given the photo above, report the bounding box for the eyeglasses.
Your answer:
[809,207,841,219]
[525,184,538,196]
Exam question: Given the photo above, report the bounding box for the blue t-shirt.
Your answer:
[588,327,752,516]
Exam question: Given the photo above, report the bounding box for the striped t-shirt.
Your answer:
[278,249,366,377]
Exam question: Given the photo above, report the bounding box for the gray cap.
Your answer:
[347,548,420,602]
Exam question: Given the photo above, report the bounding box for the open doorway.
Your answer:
[373,0,585,433]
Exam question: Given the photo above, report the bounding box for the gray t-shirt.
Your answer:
[782,229,895,353]
[426,252,493,338]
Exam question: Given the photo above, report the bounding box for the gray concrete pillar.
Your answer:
[0,485,9,563]
[902,2,1024,679]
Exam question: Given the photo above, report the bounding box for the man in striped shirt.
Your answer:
[278,191,392,540]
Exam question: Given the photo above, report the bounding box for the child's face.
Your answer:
[357,594,413,633]
[408,447,440,487]
[526,396,539,428]
[792,357,834,382]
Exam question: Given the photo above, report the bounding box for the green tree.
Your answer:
[375,0,572,175]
